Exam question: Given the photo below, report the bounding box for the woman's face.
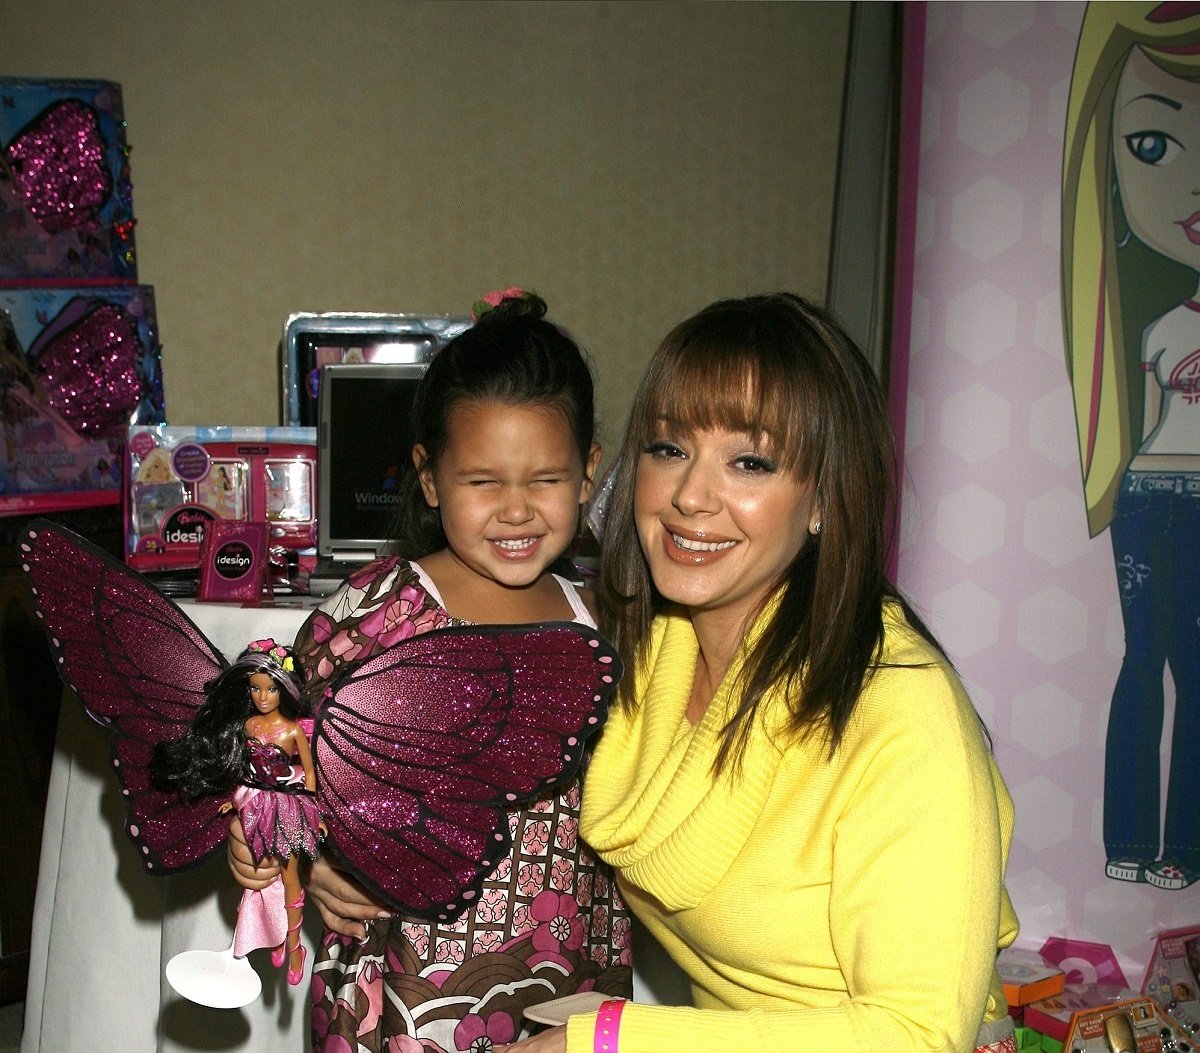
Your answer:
[1113,46,1200,271]
[634,421,818,632]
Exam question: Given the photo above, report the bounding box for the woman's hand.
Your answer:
[226,815,280,890]
[306,855,391,939]
[495,1025,567,1053]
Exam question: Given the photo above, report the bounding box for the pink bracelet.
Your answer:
[593,999,626,1053]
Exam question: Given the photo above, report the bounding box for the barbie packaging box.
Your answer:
[125,425,317,572]
[0,286,164,516]
[0,78,137,283]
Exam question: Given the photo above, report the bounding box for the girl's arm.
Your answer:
[305,856,392,939]
[226,815,280,890]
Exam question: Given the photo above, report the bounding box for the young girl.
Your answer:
[231,290,631,1053]
[152,638,319,986]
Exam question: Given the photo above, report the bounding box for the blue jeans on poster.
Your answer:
[1104,472,1200,870]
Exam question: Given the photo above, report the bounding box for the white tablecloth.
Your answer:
[21,599,319,1053]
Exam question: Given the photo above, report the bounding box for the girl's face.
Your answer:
[248,672,281,715]
[634,421,818,633]
[1114,46,1200,271]
[416,400,601,591]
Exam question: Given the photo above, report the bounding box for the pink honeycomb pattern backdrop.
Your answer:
[895,1,1199,976]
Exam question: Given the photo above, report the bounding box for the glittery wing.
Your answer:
[314,623,621,921]
[27,298,144,437]
[19,518,230,873]
[4,99,111,233]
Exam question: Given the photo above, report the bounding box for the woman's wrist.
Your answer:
[593,999,625,1053]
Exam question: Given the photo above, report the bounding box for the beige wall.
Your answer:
[6,0,849,457]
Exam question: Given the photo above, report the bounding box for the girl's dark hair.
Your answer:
[598,292,947,770]
[390,292,597,558]
[150,646,306,800]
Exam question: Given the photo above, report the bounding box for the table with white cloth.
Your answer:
[20,599,319,1053]
[20,596,688,1053]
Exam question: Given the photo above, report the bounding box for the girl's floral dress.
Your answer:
[295,559,632,1053]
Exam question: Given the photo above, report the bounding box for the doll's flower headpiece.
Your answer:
[471,287,533,321]
[246,637,295,674]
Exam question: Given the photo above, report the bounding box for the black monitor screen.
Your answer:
[319,363,427,553]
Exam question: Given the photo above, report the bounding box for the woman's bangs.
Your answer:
[642,341,809,474]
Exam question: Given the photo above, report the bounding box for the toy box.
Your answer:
[0,78,137,284]
[1038,936,1128,987]
[281,312,469,426]
[1026,990,1190,1052]
[1,286,163,515]
[197,520,271,602]
[1141,924,1200,1036]
[125,425,316,572]
[1025,985,1144,1042]
[999,946,1067,1007]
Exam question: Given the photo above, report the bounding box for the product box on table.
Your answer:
[125,425,317,573]
[1141,924,1200,1037]
[0,78,137,284]
[1022,985,1194,1050]
[999,946,1067,1007]
[0,285,163,515]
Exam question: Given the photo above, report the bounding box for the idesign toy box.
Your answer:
[125,425,316,572]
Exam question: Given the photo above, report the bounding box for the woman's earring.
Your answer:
[812,520,822,535]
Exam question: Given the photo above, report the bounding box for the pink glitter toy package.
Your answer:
[125,425,317,575]
[0,285,164,516]
[0,78,137,284]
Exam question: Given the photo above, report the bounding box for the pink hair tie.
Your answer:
[471,286,532,321]
[593,999,625,1053]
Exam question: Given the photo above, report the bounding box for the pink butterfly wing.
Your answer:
[20,519,230,872]
[315,622,620,921]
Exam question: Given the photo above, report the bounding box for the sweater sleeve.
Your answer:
[565,660,1015,1053]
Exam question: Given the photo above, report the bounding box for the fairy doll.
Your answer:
[1062,1,1200,889]
[151,638,320,984]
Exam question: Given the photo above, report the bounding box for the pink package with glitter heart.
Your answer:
[0,78,137,284]
[0,285,164,515]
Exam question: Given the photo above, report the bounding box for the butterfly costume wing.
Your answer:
[20,518,231,872]
[315,621,621,921]
[22,519,625,919]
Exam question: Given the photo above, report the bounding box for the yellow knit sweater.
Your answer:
[566,602,1018,1053]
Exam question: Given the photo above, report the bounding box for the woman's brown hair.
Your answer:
[598,293,946,770]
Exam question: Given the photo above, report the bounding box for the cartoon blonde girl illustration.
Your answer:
[1063,1,1200,890]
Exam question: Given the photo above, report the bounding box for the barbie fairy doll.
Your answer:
[151,638,320,983]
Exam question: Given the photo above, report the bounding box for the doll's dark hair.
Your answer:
[390,291,597,557]
[150,643,306,800]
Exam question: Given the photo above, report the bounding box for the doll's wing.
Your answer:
[314,622,621,921]
[19,518,231,872]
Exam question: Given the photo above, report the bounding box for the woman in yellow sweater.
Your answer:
[502,293,1018,1053]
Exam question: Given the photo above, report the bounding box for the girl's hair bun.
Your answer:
[471,287,547,323]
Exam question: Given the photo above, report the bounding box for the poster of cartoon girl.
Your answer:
[1062,1,1200,890]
